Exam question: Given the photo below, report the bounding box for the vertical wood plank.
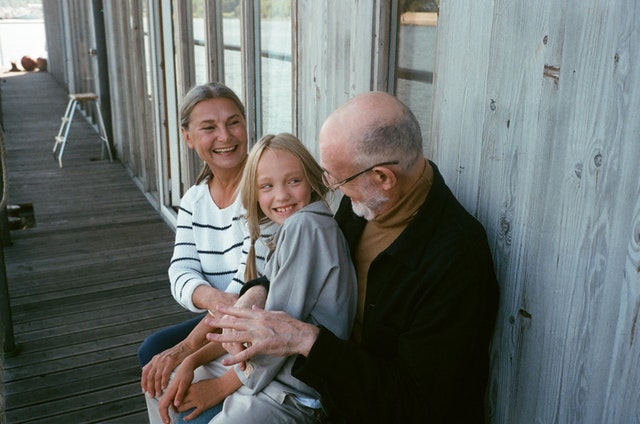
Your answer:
[296,0,376,158]
[432,0,640,422]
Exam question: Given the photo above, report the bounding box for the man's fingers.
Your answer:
[206,330,245,344]
[204,315,247,331]
[216,304,264,318]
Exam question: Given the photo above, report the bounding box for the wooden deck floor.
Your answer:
[1,71,192,423]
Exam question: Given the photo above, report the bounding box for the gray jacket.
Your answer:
[235,200,357,403]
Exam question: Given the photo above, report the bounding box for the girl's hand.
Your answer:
[157,363,195,424]
[176,379,225,420]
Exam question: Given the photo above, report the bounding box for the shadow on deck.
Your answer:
[0,71,192,423]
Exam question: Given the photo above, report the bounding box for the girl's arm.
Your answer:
[158,341,238,423]
[175,369,242,421]
[144,285,269,398]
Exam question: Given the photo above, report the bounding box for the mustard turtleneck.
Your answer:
[351,159,433,342]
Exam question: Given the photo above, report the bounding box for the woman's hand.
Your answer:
[193,285,239,313]
[142,342,192,398]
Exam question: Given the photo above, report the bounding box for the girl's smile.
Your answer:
[257,149,312,224]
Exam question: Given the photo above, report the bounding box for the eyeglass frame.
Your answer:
[322,160,399,190]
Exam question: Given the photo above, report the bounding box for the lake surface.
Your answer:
[1,17,436,138]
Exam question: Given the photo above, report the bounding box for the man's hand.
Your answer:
[142,343,192,398]
[205,305,320,366]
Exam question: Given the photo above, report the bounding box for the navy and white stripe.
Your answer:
[169,181,266,312]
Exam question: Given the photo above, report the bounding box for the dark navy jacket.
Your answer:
[293,162,499,423]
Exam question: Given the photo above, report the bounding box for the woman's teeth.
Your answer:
[214,146,236,154]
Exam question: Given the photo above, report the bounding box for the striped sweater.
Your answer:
[168,180,268,312]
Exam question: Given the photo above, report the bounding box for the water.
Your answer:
[194,18,436,137]
[0,19,47,71]
[0,17,436,137]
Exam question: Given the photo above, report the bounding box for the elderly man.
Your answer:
[208,91,499,423]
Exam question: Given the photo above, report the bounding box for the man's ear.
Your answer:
[181,127,194,149]
[372,166,397,191]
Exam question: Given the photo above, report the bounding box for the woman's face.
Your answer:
[182,97,248,173]
[256,149,312,224]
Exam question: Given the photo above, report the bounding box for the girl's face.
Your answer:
[257,149,313,224]
[182,97,248,173]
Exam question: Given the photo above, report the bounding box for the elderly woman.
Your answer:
[138,83,268,407]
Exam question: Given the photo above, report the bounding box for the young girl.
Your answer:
[148,133,357,423]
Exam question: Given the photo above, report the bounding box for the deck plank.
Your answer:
[1,71,193,423]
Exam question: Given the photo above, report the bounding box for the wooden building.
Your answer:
[3,0,639,422]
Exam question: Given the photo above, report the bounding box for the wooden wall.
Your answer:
[295,0,381,157]
[431,0,640,421]
[42,2,64,84]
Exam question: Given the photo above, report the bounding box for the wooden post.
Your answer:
[0,130,16,356]
[0,240,16,355]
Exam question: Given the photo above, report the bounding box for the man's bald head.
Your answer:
[319,91,423,172]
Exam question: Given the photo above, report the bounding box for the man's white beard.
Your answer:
[351,190,388,221]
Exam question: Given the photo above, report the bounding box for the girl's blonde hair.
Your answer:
[240,133,329,281]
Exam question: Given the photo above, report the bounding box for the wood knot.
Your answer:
[594,153,602,168]
[544,65,560,83]
[518,309,532,319]
[499,214,512,245]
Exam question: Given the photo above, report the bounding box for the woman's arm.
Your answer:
[168,186,240,312]
[142,314,218,397]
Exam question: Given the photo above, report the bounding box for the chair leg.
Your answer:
[56,100,78,168]
[53,98,75,153]
[93,101,113,162]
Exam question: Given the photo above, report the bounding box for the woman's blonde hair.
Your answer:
[240,133,329,281]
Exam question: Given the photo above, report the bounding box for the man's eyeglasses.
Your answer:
[322,160,399,190]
